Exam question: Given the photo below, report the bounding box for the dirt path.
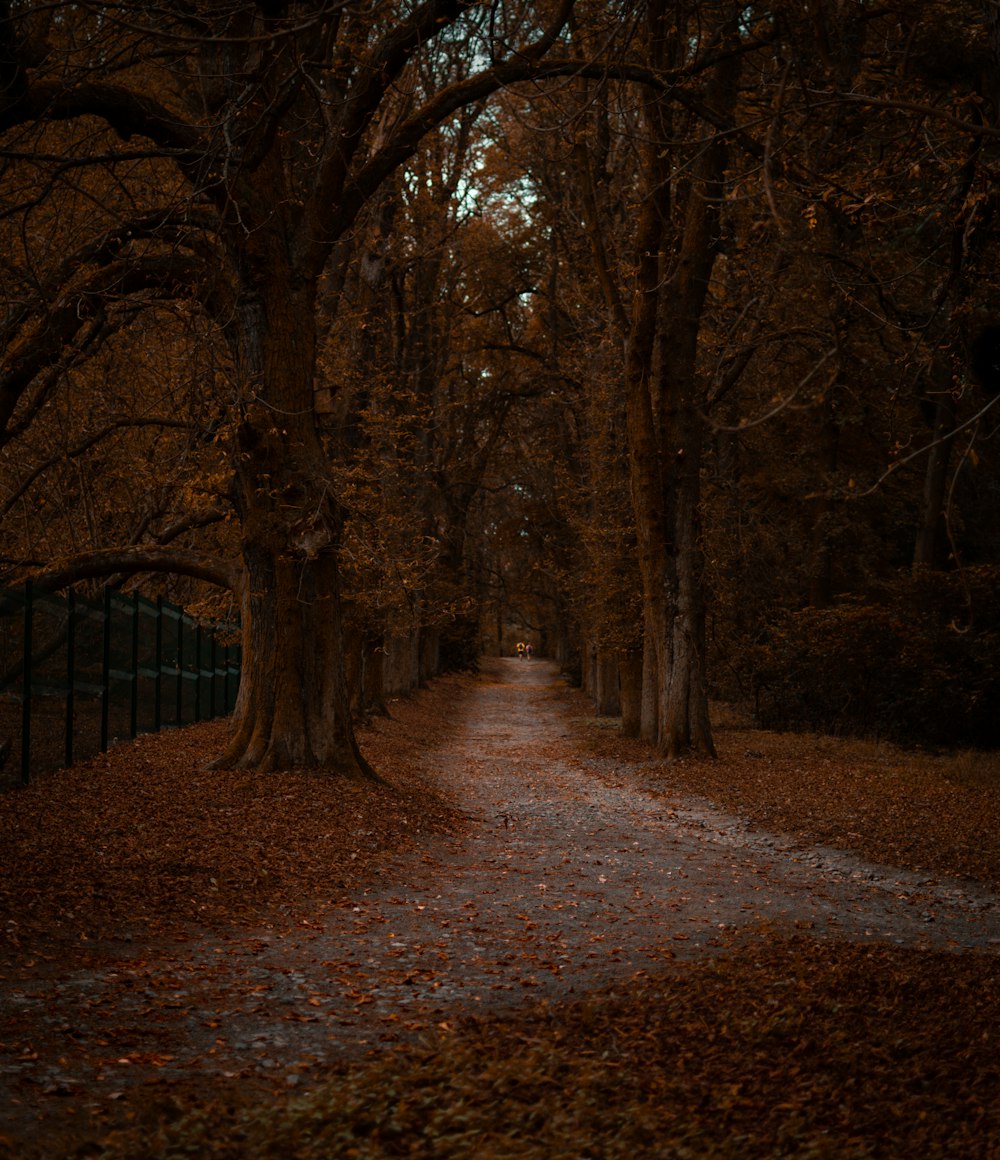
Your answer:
[3,657,999,1150]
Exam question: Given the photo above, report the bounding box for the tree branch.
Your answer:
[0,79,202,154]
[0,416,196,519]
[10,546,240,595]
[0,253,212,438]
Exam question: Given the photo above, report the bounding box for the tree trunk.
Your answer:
[622,10,735,760]
[660,401,715,756]
[383,625,420,695]
[913,390,957,569]
[639,616,660,744]
[419,625,440,683]
[361,632,388,717]
[619,647,643,737]
[594,647,620,716]
[807,399,840,608]
[219,544,373,776]
[623,68,670,750]
[213,266,376,778]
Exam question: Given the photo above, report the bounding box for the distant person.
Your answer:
[516,641,525,659]
[525,643,533,659]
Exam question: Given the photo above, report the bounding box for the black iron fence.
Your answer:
[0,582,241,787]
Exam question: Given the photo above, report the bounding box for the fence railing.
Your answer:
[0,582,241,787]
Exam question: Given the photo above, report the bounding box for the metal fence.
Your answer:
[0,582,241,787]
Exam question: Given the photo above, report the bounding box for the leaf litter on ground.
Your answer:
[1,666,998,1158]
[94,936,1000,1159]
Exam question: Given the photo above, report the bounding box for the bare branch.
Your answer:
[854,392,1000,499]
[0,416,195,518]
[0,79,202,154]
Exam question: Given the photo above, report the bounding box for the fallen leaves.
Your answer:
[86,935,1000,1158]
[0,712,466,958]
[568,693,1000,892]
[1,663,999,1158]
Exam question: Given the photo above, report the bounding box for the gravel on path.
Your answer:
[3,656,998,1151]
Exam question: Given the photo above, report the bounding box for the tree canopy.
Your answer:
[3,0,1000,768]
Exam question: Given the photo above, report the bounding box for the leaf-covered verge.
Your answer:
[92,936,1000,1159]
[1,669,998,1159]
[568,693,1000,895]
[0,700,468,959]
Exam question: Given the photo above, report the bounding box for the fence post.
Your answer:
[21,579,32,786]
[230,642,241,713]
[194,622,203,723]
[129,593,139,739]
[154,596,163,732]
[224,642,234,713]
[65,588,76,769]
[175,606,184,725]
[100,586,112,752]
[209,631,217,720]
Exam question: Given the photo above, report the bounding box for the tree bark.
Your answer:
[618,647,643,737]
[594,647,621,716]
[212,256,376,777]
[622,7,738,759]
[913,389,957,569]
[219,543,374,776]
[12,546,238,596]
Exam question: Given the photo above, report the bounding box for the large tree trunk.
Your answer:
[214,264,376,778]
[624,163,677,753]
[221,543,374,776]
[623,8,736,759]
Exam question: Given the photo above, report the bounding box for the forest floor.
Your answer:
[1,657,999,1158]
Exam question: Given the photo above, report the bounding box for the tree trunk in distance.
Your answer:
[595,648,621,716]
[623,9,736,759]
[807,398,840,608]
[913,387,957,569]
[618,647,643,737]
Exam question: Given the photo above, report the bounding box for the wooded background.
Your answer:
[2,0,999,771]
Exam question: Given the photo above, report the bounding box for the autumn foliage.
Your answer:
[4,4,1000,1158]
[4,2,1000,762]
[2,667,997,1158]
